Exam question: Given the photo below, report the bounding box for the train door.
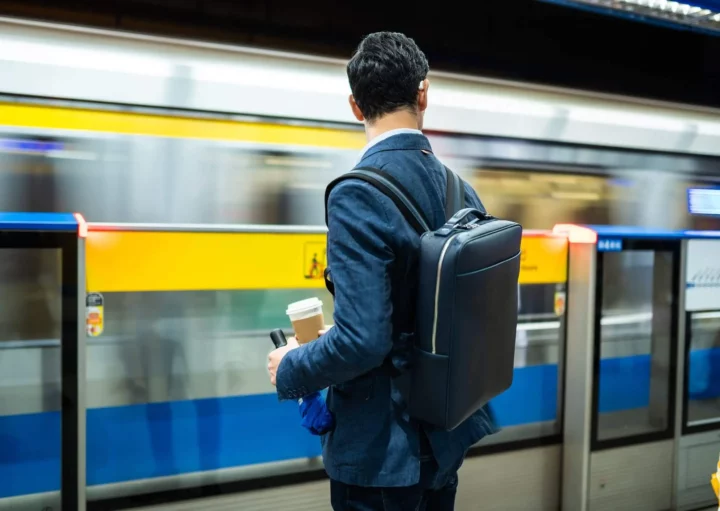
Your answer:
[563,229,680,511]
[676,239,720,511]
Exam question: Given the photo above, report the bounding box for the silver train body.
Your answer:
[0,17,719,510]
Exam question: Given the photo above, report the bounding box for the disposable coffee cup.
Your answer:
[286,297,324,345]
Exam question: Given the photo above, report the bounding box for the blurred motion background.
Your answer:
[0,1,718,510]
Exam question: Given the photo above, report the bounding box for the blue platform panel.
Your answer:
[0,212,78,231]
[577,224,720,240]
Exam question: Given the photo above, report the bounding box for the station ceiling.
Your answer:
[0,0,717,109]
[541,0,720,36]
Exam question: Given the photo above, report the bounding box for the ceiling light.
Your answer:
[542,0,720,33]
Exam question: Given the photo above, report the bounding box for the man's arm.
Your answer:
[274,181,395,400]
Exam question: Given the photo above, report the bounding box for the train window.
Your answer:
[470,170,612,230]
[685,311,720,430]
[466,168,720,232]
[213,147,354,226]
[595,249,676,444]
[0,248,60,346]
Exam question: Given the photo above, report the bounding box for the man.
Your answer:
[268,31,498,510]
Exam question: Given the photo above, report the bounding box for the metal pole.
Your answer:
[61,236,86,511]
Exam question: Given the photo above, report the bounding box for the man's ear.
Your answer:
[349,95,364,122]
[418,79,429,113]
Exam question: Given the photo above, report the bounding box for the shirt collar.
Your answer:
[356,128,423,165]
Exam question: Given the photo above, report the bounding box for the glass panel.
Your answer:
[687,311,720,427]
[597,250,674,442]
[86,288,333,494]
[0,248,61,506]
[469,169,613,229]
[480,282,564,444]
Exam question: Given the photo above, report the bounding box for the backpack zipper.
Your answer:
[431,232,460,354]
[429,221,513,354]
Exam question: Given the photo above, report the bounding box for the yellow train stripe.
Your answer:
[0,103,366,149]
[86,231,328,292]
[86,230,567,293]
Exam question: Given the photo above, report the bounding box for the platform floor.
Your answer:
[124,446,556,510]
[123,446,718,511]
[132,493,719,511]
[131,479,331,511]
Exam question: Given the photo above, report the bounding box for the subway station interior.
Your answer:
[0,1,720,510]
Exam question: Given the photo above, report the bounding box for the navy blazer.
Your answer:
[276,132,498,487]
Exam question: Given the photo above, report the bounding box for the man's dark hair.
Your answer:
[347,32,429,123]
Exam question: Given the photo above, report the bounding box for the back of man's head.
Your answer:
[347,32,429,124]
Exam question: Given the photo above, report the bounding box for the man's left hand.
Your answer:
[268,336,300,386]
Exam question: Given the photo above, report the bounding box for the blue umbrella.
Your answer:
[270,329,334,435]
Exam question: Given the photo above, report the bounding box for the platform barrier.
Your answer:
[0,213,86,511]
[0,222,571,510]
[554,224,720,511]
[82,225,570,505]
[679,235,720,511]
[82,224,331,504]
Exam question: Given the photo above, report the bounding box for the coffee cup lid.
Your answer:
[286,297,323,316]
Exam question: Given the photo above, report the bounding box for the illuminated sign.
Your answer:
[688,187,720,216]
[598,239,623,252]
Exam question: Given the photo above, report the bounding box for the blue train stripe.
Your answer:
[0,349,717,499]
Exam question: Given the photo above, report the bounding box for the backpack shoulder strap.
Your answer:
[444,167,465,220]
[324,167,431,236]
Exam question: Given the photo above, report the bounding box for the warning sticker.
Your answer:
[304,242,327,280]
[86,292,104,337]
[554,289,567,316]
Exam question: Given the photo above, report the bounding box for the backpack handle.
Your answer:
[439,208,492,233]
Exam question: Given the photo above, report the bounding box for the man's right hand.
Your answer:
[319,325,334,336]
[268,336,300,386]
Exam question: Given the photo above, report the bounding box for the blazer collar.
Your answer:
[356,130,432,165]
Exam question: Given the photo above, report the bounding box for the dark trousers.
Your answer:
[330,456,460,511]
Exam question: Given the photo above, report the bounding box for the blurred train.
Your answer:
[0,16,720,511]
[0,19,720,230]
